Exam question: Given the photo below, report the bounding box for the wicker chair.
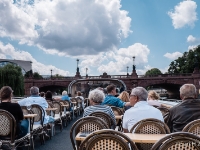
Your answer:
[151,132,200,150]
[76,97,84,113]
[31,104,46,145]
[0,109,31,150]
[89,111,116,129]
[79,129,138,150]
[70,97,80,117]
[59,100,71,125]
[110,106,124,131]
[182,119,200,135]
[156,107,169,116]
[130,118,170,150]
[52,101,63,132]
[70,116,109,150]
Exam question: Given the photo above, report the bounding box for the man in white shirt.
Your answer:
[18,86,54,124]
[123,87,164,133]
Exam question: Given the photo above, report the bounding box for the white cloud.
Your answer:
[187,35,196,43]
[168,0,198,29]
[164,52,183,60]
[0,0,131,56]
[0,41,69,76]
[79,43,150,75]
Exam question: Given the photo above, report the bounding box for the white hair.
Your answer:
[88,89,105,103]
[62,90,68,96]
[30,86,39,95]
[180,84,196,99]
[131,87,148,101]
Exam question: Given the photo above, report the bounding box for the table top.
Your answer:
[46,108,58,111]
[115,115,123,119]
[75,132,167,143]
[61,105,69,107]
[24,114,37,118]
[71,102,77,104]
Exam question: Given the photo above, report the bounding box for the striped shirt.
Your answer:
[83,105,116,126]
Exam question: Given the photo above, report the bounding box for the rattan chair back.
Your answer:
[151,132,200,150]
[70,116,109,150]
[110,106,124,115]
[89,111,115,129]
[21,106,32,115]
[79,129,138,150]
[130,118,170,150]
[156,107,169,116]
[182,119,200,135]
[59,100,70,111]
[31,104,45,126]
[52,101,62,115]
[0,109,16,143]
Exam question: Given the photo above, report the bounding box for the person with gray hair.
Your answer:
[123,87,163,133]
[18,86,54,124]
[166,84,200,132]
[61,90,70,101]
[83,89,116,127]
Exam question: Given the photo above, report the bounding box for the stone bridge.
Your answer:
[24,71,200,98]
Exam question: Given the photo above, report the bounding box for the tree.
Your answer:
[0,64,24,96]
[145,68,162,76]
[168,45,200,73]
[33,72,43,79]
[24,69,33,78]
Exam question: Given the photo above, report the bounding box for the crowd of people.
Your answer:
[0,83,200,149]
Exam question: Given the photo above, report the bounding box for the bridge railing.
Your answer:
[26,73,193,80]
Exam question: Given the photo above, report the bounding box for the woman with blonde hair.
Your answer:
[118,91,131,110]
[147,90,162,107]
[118,91,129,102]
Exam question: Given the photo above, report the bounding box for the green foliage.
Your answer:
[33,72,43,79]
[24,70,33,78]
[0,64,24,96]
[168,45,200,73]
[145,68,162,76]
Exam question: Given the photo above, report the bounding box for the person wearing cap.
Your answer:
[123,87,164,133]
[102,84,131,108]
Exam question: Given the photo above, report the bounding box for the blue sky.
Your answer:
[0,0,199,76]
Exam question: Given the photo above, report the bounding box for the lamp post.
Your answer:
[50,69,52,79]
[126,66,129,75]
[86,68,88,78]
[132,56,136,71]
[76,59,80,72]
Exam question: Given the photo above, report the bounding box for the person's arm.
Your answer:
[116,98,126,108]
[122,112,129,133]
[124,102,131,106]
[17,98,26,106]
[165,109,173,132]
[16,103,24,120]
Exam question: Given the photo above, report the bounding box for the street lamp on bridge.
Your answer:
[50,69,52,79]
[86,68,88,78]
[126,66,129,75]
[132,56,136,71]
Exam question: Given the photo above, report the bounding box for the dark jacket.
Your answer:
[166,99,200,132]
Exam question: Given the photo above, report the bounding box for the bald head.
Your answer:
[180,84,196,100]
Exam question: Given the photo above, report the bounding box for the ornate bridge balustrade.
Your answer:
[24,72,200,98]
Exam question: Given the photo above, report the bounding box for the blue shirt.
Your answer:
[18,95,49,124]
[61,95,70,101]
[102,95,125,108]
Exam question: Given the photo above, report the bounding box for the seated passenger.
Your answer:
[0,86,28,139]
[147,90,162,107]
[123,87,164,133]
[45,90,54,101]
[18,86,54,124]
[83,89,116,127]
[118,91,131,110]
[75,91,84,108]
[102,84,131,108]
[166,84,200,132]
[61,90,70,101]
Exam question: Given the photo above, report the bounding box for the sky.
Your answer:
[0,0,200,76]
